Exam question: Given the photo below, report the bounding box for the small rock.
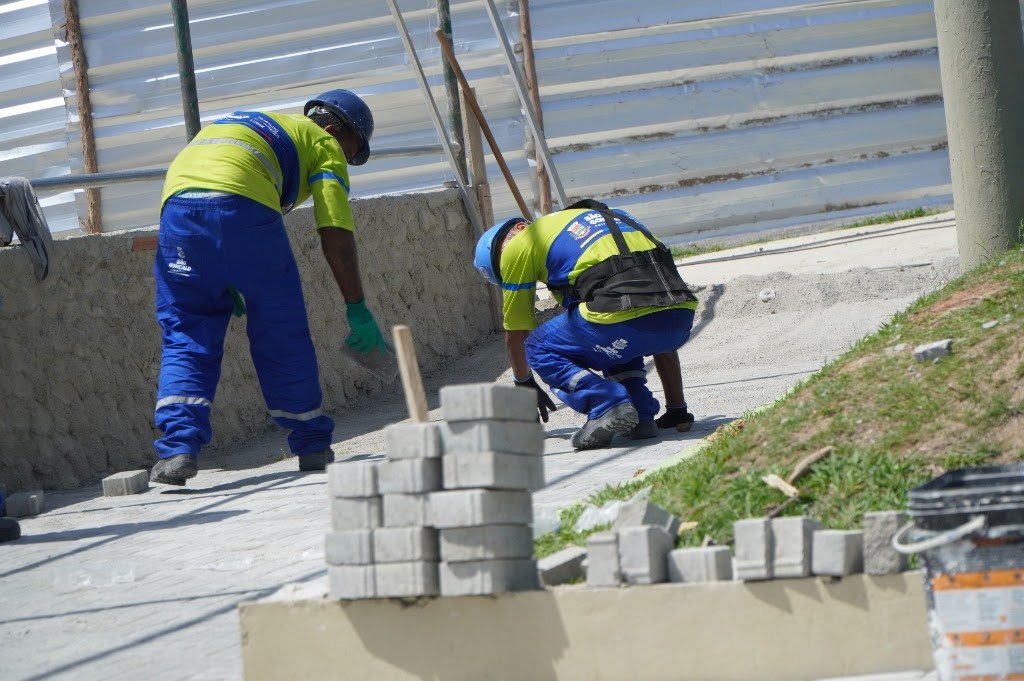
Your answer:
[1002,314,1012,323]
[759,288,776,303]
[982,320,998,330]
[914,339,952,362]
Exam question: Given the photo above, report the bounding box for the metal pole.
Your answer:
[517,0,552,215]
[934,0,1024,270]
[170,0,201,142]
[436,0,467,183]
[384,0,484,236]
[482,0,567,209]
[62,0,102,234]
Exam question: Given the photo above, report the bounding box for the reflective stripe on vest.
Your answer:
[189,138,283,198]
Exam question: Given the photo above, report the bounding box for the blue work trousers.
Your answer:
[525,306,694,422]
[153,194,334,459]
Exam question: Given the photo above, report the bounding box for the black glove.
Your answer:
[514,374,557,423]
[655,405,694,430]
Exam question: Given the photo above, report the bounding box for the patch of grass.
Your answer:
[670,242,727,259]
[842,207,943,230]
[536,246,1024,558]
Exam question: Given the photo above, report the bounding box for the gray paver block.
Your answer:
[5,491,44,518]
[442,420,544,456]
[330,496,383,531]
[667,546,734,583]
[373,527,439,563]
[586,531,622,587]
[863,511,908,575]
[772,516,823,578]
[324,529,374,565]
[439,525,534,562]
[329,564,376,600]
[619,525,673,585]
[383,493,431,528]
[813,530,864,576]
[538,545,588,586]
[439,558,539,596]
[374,561,440,597]
[429,490,532,528]
[914,339,953,361]
[385,422,443,459]
[101,470,149,496]
[612,496,680,537]
[440,383,536,422]
[377,458,442,494]
[734,517,774,581]
[327,461,379,498]
[442,450,544,491]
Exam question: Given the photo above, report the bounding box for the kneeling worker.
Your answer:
[474,199,699,449]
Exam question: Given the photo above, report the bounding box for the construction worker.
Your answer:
[150,89,386,486]
[475,199,699,450]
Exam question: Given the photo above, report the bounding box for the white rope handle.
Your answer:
[891,515,987,555]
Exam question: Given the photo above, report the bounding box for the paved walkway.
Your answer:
[0,215,958,681]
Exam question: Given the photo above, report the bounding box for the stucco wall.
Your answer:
[0,189,493,492]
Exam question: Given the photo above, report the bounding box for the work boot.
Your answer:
[628,420,659,440]
[571,402,639,451]
[150,454,198,486]
[655,406,695,432]
[298,449,335,472]
[0,517,21,542]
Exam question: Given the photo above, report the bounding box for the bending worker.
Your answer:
[150,89,387,486]
[475,199,699,450]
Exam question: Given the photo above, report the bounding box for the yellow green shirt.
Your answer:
[499,207,698,330]
[162,111,354,231]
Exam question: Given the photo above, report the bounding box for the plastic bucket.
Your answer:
[893,463,1024,681]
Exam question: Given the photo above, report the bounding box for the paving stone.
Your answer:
[4,491,44,518]
[377,458,442,494]
[863,511,908,575]
[439,559,539,595]
[328,564,376,600]
[429,490,532,528]
[538,545,588,586]
[373,527,439,563]
[101,470,149,496]
[813,530,864,576]
[329,496,383,531]
[612,495,680,537]
[440,383,536,422]
[585,531,622,587]
[385,422,443,459]
[442,451,544,491]
[771,516,823,578]
[442,420,544,456]
[619,525,673,585]
[324,529,374,565]
[439,525,534,562]
[374,561,440,597]
[734,517,774,581]
[913,339,952,361]
[667,546,734,583]
[327,461,379,498]
[383,493,431,528]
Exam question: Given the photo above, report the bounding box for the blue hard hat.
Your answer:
[305,89,374,165]
[474,217,526,286]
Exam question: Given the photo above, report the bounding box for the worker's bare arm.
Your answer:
[318,227,364,304]
[505,330,532,381]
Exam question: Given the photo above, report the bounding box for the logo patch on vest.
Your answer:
[567,221,592,241]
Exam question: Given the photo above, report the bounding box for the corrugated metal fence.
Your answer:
[3,0,1021,241]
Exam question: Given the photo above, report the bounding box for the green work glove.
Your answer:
[345,299,387,354]
[228,287,246,317]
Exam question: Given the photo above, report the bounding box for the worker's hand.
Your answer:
[514,374,557,423]
[345,299,387,354]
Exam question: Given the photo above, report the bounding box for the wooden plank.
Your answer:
[392,325,429,423]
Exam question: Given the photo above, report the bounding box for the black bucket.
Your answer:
[893,463,1024,681]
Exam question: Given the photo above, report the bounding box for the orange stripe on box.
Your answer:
[932,569,1024,591]
[945,629,1024,647]
[131,236,158,251]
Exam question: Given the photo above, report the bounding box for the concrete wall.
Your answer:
[240,573,935,681]
[0,189,493,492]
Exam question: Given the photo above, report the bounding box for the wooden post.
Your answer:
[62,0,102,234]
[392,325,429,423]
[461,86,493,227]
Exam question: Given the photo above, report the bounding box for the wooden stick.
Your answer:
[787,446,834,484]
[392,325,429,423]
[434,29,535,221]
[63,0,102,234]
